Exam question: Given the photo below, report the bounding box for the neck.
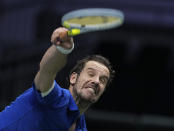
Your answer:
[69,86,91,115]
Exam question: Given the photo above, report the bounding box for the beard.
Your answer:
[72,81,97,108]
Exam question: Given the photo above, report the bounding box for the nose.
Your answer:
[91,76,100,85]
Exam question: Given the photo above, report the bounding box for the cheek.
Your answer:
[76,75,88,86]
[74,77,86,91]
[98,86,106,96]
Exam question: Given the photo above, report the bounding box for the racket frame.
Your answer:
[61,8,124,36]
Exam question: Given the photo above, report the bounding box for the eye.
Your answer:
[100,77,108,85]
[88,72,95,77]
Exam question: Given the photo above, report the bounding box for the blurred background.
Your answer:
[0,0,174,130]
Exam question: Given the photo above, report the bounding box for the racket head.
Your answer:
[61,8,124,36]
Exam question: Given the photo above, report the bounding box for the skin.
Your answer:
[69,61,110,114]
[69,61,110,131]
[34,28,73,93]
[34,27,110,131]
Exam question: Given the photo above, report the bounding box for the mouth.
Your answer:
[86,85,97,95]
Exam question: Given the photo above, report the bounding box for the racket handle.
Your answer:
[57,29,80,42]
[67,29,81,36]
[62,21,80,36]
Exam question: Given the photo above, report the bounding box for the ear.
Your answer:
[70,72,78,85]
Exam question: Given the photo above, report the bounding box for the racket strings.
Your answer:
[65,16,120,25]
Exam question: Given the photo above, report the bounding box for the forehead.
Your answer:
[84,61,110,76]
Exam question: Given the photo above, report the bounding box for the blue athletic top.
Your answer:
[0,81,87,131]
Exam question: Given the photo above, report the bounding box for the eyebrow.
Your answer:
[86,67,95,71]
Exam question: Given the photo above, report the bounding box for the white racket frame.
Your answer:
[61,8,124,34]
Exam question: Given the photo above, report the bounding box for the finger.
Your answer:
[53,28,68,41]
[51,27,73,47]
[51,28,62,44]
[51,32,60,44]
[59,30,69,40]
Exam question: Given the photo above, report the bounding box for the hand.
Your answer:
[51,27,74,50]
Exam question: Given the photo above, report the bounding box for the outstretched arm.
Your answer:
[34,27,74,93]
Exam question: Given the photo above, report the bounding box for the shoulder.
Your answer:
[32,81,71,108]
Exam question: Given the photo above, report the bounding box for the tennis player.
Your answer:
[0,27,115,131]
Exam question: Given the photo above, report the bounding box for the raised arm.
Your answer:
[34,27,74,93]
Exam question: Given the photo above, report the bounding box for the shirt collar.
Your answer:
[69,93,79,112]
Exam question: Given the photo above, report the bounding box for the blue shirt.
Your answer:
[0,81,87,131]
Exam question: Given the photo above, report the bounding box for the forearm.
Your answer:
[39,45,67,75]
[34,45,67,92]
[34,27,73,93]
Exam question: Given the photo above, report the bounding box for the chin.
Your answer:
[78,91,99,103]
[82,95,97,103]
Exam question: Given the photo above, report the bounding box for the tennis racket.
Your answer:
[61,8,124,36]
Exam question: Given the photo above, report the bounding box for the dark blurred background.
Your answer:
[0,0,174,130]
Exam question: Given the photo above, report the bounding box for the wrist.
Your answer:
[56,43,74,55]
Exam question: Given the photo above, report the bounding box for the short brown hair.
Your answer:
[69,55,115,87]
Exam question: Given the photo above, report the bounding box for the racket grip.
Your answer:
[67,29,80,36]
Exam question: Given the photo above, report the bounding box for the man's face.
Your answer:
[70,61,110,104]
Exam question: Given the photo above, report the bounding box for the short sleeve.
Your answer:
[32,81,70,108]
